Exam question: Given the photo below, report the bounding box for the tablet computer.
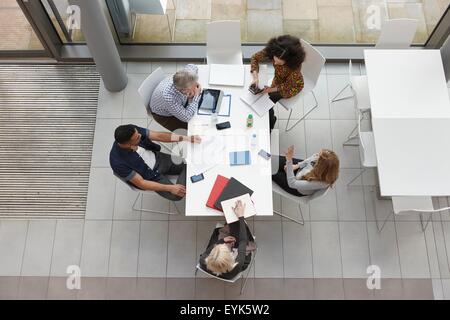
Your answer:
[198,89,224,114]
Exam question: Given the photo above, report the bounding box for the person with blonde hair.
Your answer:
[199,200,254,279]
[272,146,340,196]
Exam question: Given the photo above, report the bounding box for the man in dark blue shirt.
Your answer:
[110,124,201,201]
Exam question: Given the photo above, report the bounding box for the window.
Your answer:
[106,0,449,45]
[0,0,44,51]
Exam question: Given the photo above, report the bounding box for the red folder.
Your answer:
[206,175,230,211]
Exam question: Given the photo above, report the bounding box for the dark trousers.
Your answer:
[152,112,188,132]
[268,92,282,131]
[153,151,186,201]
[271,155,305,197]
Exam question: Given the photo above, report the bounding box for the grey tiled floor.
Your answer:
[1,62,450,300]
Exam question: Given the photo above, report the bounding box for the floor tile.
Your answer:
[195,278,226,300]
[402,279,434,300]
[343,278,374,299]
[177,0,212,19]
[113,178,142,220]
[247,0,281,10]
[91,118,122,168]
[138,221,169,277]
[136,278,166,299]
[254,221,284,277]
[340,222,370,278]
[247,10,283,43]
[50,220,84,277]
[0,221,28,276]
[311,222,343,277]
[47,277,78,300]
[167,221,197,277]
[328,75,357,120]
[80,221,112,277]
[17,277,49,300]
[108,221,140,277]
[396,222,431,278]
[318,5,355,43]
[76,277,107,300]
[373,278,403,299]
[283,0,318,19]
[253,278,284,299]
[152,62,177,74]
[277,120,306,159]
[123,74,148,119]
[305,120,332,155]
[282,278,314,299]
[336,169,367,221]
[314,278,345,299]
[175,20,208,43]
[309,187,339,221]
[127,62,152,74]
[86,167,116,220]
[304,74,330,120]
[432,278,444,300]
[21,220,56,276]
[166,278,195,299]
[97,80,124,119]
[106,277,138,299]
[443,279,450,300]
[224,278,255,300]
[330,120,362,169]
[282,222,313,278]
[367,222,402,278]
[0,277,20,300]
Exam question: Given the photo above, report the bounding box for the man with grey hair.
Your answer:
[150,64,202,132]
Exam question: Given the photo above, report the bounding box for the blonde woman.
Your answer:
[199,200,254,279]
[272,146,340,196]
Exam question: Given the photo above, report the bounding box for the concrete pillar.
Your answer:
[70,0,127,92]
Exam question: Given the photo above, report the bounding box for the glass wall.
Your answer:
[0,0,44,51]
[106,0,450,45]
[41,0,85,43]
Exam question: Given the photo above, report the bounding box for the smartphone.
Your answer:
[190,173,204,183]
[216,121,231,130]
[258,149,271,160]
[249,84,263,95]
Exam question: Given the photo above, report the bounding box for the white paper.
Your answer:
[187,135,225,173]
[220,194,257,224]
[209,64,245,87]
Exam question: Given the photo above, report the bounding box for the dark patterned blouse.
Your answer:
[250,49,304,99]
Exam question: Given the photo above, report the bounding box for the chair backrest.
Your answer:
[300,39,326,90]
[196,264,242,283]
[375,19,418,49]
[138,67,166,112]
[392,196,434,214]
[206,20,243,65]
[357,112,366,163]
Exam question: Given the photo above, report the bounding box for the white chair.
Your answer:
[346,113,377,187]
[278,39,326,132]
[113,172,182,215]
[331,60,371,146]
[206,20,243,65]
[375,19,418,49]
[272,181,331,225]
[195,224,257,295]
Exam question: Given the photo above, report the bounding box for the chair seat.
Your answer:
[392,196,434,214]
[359,132,377,167]
[351,75,371,111]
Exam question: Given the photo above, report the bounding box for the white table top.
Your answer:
[185,65,273,216]
[365,49,450,119]
[365,49,450,196]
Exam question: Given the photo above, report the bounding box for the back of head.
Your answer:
[303,149,340,186]
[173,70,198,91]
[205,244,237,276]
[114,124,136,144]
[266,35,306,70]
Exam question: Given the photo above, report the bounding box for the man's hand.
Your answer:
[194,83,202,96]
[189,135,202,144]
[232,200,246,218]
[169,184,186,198]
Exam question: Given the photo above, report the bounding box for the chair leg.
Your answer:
[342,122,359,147]
[331,83,354,103]
[347,168,366,187]
[240,249,257,295]
[419,213,432,232]
[133,193,179,215]
[285,91,319,132]
[274,202,305,225]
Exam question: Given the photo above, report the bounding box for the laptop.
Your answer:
[209,64,245,87]
[198,89,224,114]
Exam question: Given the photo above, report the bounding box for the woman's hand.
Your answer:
[223,236,236,244]
[232,200,246,218]
[285,145,295,162]
[251,71,259,88]
[284,163,300,172]
[262,86,277,94]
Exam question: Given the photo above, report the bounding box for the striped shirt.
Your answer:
[149,64,201,122]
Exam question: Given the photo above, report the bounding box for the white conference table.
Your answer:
[365,49,450,197]
[185,65,274,216]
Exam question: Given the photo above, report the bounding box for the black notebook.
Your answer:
[214,177,254,211]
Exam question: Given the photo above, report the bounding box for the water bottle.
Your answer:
[250,133,258,148]
[247,114,253,128]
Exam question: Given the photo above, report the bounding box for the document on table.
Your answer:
[240,91,273,117]
[209,64,245,87]
[187,135,226,174]
[221,194,256,224]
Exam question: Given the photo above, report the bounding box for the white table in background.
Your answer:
[365,49,450,196]
[185,65,273,217]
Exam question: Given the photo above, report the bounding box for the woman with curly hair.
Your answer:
[250,35,306,131]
